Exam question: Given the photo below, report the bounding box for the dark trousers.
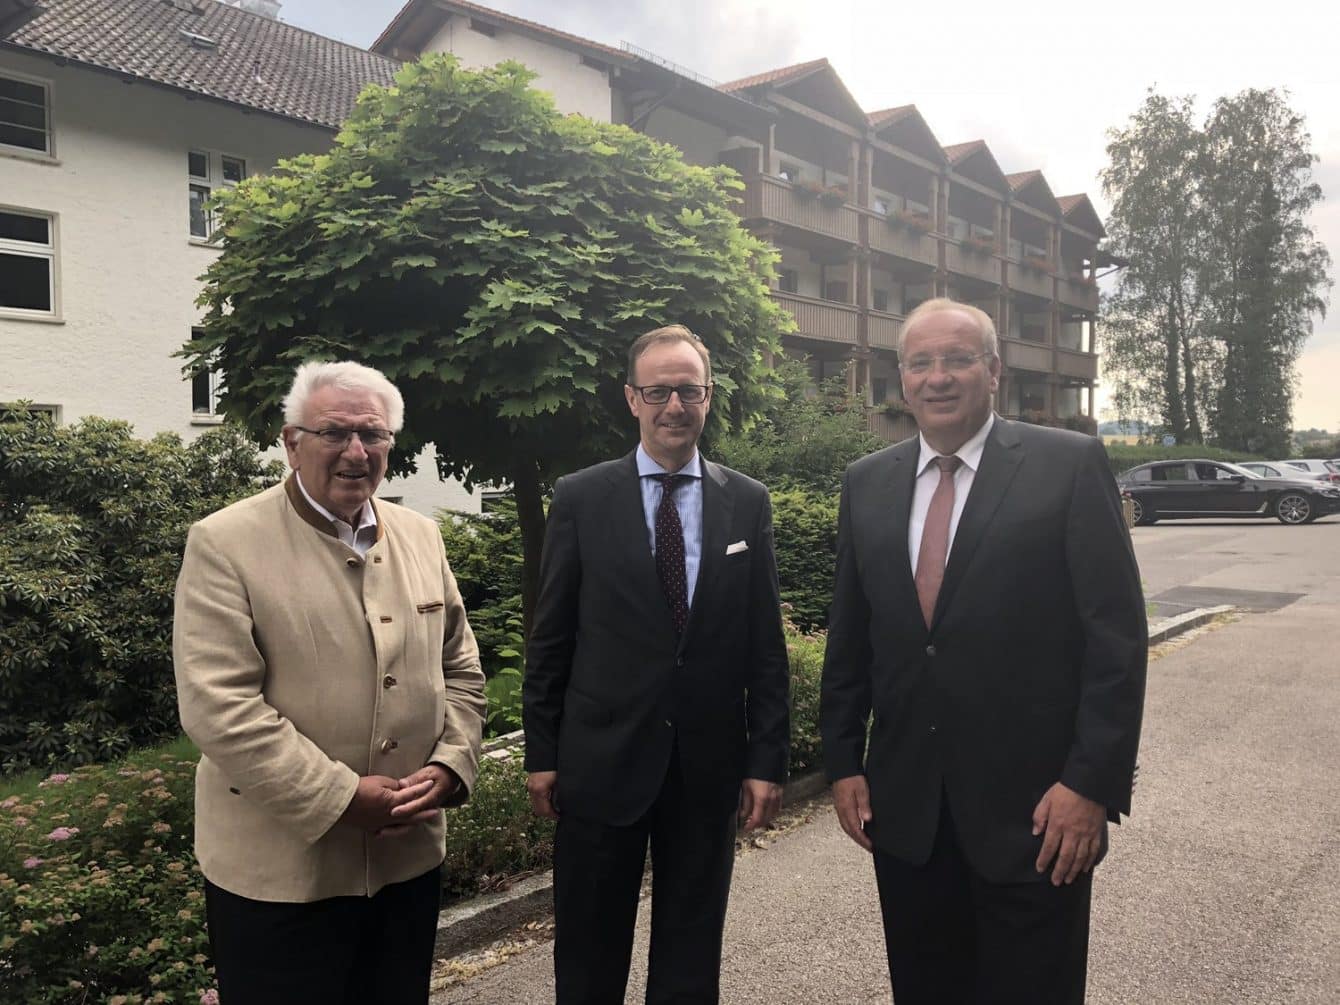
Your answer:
[552,753,738,1004]
[872,798,1092,1005]
[204,866,442,1005]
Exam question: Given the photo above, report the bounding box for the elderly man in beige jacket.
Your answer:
[173,361,486,1004]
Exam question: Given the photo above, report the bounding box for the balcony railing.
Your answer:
[869,216,938,266]
[867,408,919,443]
[1057,276,1099,312]
[742,175,859,243]
[999,336,1052,373]
[1056,348,1098,382]
[946,241,1002,285]
[772,291,859,345]
[868,310,904,350]
[1009,261,1053,299]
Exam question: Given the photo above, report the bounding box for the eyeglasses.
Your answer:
[901,352,993,376]
[631,384,712,405]
[296,426,395,450]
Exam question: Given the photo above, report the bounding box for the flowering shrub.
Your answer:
[0,754,214,1004]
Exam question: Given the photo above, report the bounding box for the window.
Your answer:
[871,377,888,404]
[189,328,221,416]
[777,268,798,294]
[824,280,848,303]
[872,288,889,313]
[1151,464,1190,482]
[2,402,59,422]
[778,161,801,182]
[873,197,889,215]
[1127,467,1152,482]
[0,208,57,317]
[0,73,51,155]
[188,150,246,238]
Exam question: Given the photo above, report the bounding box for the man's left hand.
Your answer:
[738,778,783,832]
[1032,781,1105,886]
[380,764,460,836]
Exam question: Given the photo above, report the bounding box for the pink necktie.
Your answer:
[914,455,962,629]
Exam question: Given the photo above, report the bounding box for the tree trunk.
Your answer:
[510,454,547,651]
[1162,291,1187,441]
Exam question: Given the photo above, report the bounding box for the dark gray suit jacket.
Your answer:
[820,419,1147,883]
[524,452,790,826]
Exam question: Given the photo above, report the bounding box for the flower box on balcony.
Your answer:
[962,235,996,255]
[1023,255,1052,273]
[889,209,932,234]
[817,185,849,208]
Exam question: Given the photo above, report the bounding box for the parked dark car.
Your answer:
[1117,459,1340,526]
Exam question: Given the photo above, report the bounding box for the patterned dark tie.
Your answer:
[651,474,690,634]
[914,455,962,629]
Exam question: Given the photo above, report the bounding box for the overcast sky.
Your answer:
[278,0,1340,433]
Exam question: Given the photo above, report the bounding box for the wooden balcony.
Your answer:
[1009,262,1054,300]
[742,175,859,243]
[946,242,1002,285]
[1057,276,1100,312]
[1056,348,1098,382]
[772,291,859,346]
[868,217,938,267]
[999,336,1052,373]
[868,408,919,443]
[868,310,904,351]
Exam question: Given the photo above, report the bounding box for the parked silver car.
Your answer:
[1269,459,1340,483]
[1238,461,1327,482]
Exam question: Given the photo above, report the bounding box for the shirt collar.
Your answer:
[917,412,995,476]
[636,443,702,480]
[294,472,379,534]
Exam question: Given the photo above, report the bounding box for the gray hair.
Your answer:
[900,298,999,359]
[282,361,405,432]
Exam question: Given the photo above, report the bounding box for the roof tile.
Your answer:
[719,57,829,93]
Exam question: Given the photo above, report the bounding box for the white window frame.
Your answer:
[188,149,247,240]
[2,402,60,422]
[0,70,54,159]
[189,327,224,422]
[0,205,60,321]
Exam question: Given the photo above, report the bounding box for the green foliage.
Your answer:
[1103,442,1263,475]
[771,490,839,633]
[711,359,881,494]
[1101,87,1331,449]
[785,625,825,777]
[183,54,789,495]
[484,667,524,737]
[0,410,282,775]
[441,756,554,900]
[0,750,212,1004]
[439,498,524,671]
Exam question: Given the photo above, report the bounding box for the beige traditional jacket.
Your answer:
[173,476,486,902]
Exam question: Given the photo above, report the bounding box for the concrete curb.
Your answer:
[433,769,828,959]
[1148,604,1235,645]
[435,604,1236,958]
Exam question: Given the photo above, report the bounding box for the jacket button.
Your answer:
[380,738,398,754]
[675,657,685,667]
[925,644,937,657]
[345,558,358,568]
[929,725,938,734]
[383,675,397,689]
[665,720,673,728]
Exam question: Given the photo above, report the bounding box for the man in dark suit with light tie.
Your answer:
[821,298,1146,1004]
[523,324,790,1004]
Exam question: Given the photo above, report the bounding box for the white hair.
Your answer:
[282,361,405,432]
[899,297,999,358]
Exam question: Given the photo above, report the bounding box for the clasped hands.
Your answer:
[832,776,1105,886]
[339,764,460,837]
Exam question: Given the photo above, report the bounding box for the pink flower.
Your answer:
[1,796,19,809]
[39,773,71,787]
[23,857,43,869]
[200,990,220,1005]
[46,826,80,841]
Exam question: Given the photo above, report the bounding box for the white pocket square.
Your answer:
[726,540,749,556]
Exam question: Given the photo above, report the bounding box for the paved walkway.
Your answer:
[434,522,1340,1003]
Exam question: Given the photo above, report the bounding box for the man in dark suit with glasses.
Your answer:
[523,324,790,1004]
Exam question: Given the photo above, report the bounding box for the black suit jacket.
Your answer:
[820,419,1147,884]
[523,452,790,826]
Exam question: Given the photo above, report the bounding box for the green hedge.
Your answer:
[1102,442,1265,475]
[771,490,838,633]
[2,627,827,1000]
[0,411,282,776]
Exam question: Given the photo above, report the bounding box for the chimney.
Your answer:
[221,0,282,19]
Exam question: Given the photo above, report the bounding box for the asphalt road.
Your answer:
[433,517,1340,1004]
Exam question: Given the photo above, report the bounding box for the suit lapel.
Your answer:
[681,459,731,648]
[884,440,921,595]
[932,418,1024,628]
[607,452,671,627]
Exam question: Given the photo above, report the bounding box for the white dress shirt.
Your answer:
[635,443,704,607]
[907,413,995,571]
[294,472,379,556]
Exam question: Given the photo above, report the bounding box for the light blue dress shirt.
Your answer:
[635,443,704,608]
